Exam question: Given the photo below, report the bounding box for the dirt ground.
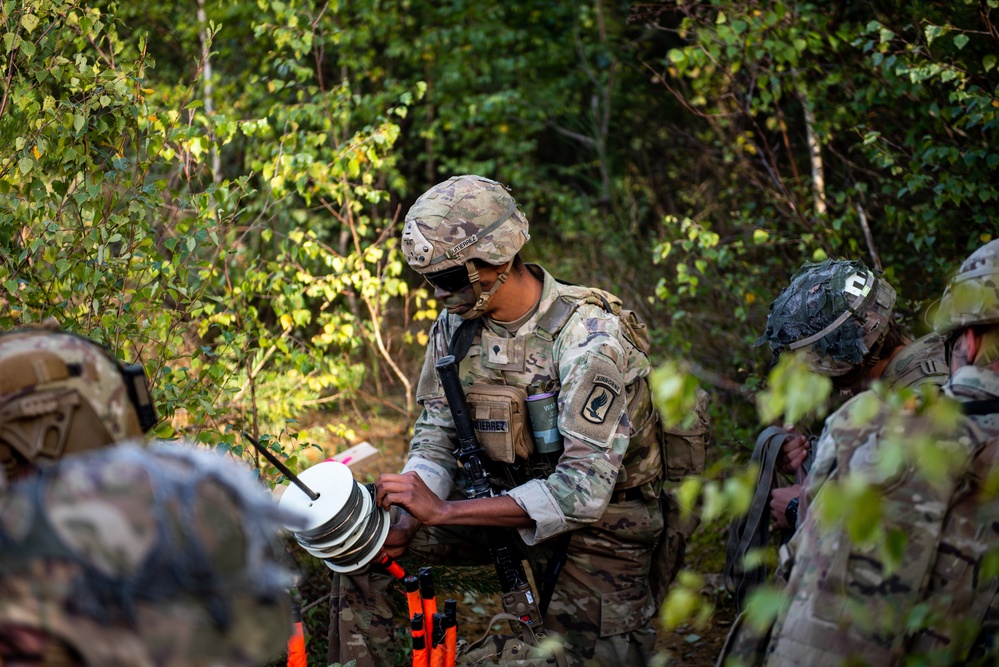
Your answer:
[290,412,737,666]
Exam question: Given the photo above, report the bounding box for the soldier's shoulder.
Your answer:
[883,332,950,390]
[823,390,890,440]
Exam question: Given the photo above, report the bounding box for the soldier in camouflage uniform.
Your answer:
[0,441,299,666]
[757,259,948,531]
[757,239,999,666]
[0,323,158,478]
[329,175,706,667]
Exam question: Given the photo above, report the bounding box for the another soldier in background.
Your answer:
[760,259,949,528]
[329,175,708,667]
[727,259,949,605]
[0,442,299,666]
[0,324,157,478]
[760,239,999,666]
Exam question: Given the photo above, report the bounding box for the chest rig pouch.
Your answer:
[465,384,536,464]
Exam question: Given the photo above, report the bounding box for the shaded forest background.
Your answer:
[1,0,997,662]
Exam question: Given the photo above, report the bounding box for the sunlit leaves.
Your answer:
[650,360,701,428]
[756,353,832,425]
[661,570,714,630]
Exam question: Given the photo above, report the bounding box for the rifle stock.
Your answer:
[434,355,544,630]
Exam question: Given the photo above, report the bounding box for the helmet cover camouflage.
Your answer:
[0,328,155,477]
[758,259,897,376]
[401,175,530,273]
[933,239,999,335]
[0,442,300,667]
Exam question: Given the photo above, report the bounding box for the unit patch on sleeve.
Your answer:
[582,375,621,424]
[562,353,627,448]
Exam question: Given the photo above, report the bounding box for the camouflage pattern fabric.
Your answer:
[933,239,999,335]
[0,442,298,667]
[761,364,999,667]
[330,263,667,666]
[0,329,145,475]
[805,333,951,499]
[758,259,897,375]
[879,332,949,392]
[330,496,661,667]
[402,175,530,272]
[408,264,659,542]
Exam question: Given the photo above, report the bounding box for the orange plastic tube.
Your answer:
[419,567,437,641]
[411,613,428,667]
[376,550,406,579]
[430,612,447,667]
[443,599,457,667]
[287,603,307,667]
[404,575,423,621]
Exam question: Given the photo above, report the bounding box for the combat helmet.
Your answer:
[758,259,898,376]
[933,239,999,336]
[402,175,530,319]
[0,326,157,478]
[0,442,300,667]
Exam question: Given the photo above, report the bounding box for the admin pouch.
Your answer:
[466,383,535,463]
[458,613,569,667]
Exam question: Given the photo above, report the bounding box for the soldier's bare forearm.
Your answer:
[377,471,535,529]
[437,494,535,529]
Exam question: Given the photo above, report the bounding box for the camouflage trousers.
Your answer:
[327,496,663,667]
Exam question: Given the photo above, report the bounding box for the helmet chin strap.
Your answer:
[460,260,512,320]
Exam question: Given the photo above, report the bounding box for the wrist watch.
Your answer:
[785,496,800,531]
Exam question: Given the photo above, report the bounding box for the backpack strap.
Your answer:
[534,296,581,343]
[723,426,787,610]
[448,318,482,364]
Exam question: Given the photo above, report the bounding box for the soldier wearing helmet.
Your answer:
[325,175,707,666]
[0,324,158,479]
[760,259,948,394]
[725,260,950,613]
[753,242,999,666]
[0,442,299,666]
[763,261,947,526]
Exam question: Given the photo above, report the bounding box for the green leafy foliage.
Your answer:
[0,0,425,462]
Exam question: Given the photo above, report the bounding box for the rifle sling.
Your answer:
[538,531,572,617]
[723,426,786,609]
[448,318,481,364]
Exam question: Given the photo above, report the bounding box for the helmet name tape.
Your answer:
[445,234,480,260]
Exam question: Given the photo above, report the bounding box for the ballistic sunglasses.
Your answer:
[424,265,473,292]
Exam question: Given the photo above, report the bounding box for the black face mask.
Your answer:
[424,265,472,293]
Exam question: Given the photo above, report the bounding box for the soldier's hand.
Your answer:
[770,485,801,530]
[382,509,421,559]
[376,471,448,527]
[777,426,810,473]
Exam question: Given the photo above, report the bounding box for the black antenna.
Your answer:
[242,432,319,501]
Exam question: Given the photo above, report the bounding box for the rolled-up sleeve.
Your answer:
[510,312,632,544]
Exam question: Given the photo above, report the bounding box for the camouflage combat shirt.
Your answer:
[402,264,657,545]
[764,364,999,666]
[806,332,949,491]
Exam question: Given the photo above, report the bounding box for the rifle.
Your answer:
[434,354,545,631]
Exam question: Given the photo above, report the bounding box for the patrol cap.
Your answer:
[0,442,300,666]
[401,175,530,273]
[933,239,999,335]
[0,327,156,477]
[758,259,897,376]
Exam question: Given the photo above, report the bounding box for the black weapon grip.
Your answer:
[435,355,493,499]
[435,355,479,453]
